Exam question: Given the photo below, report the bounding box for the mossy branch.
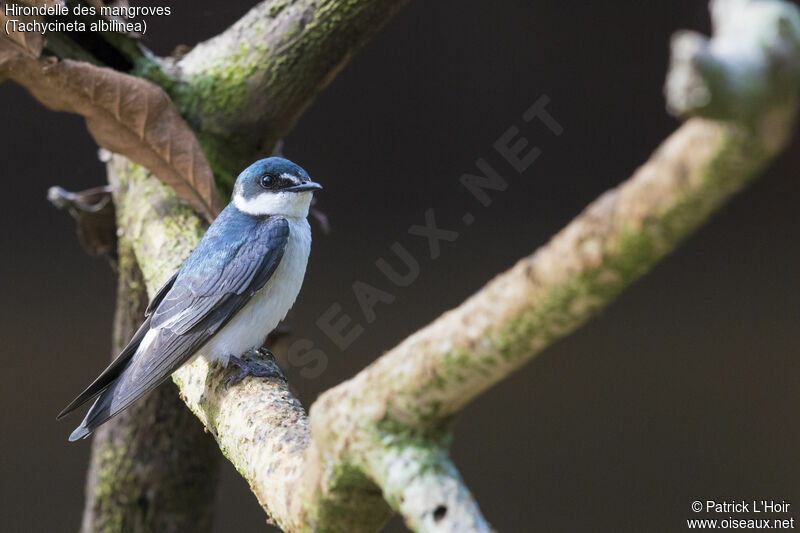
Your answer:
[5,0,411,193]
[79,183,219,533]
[108,2,800,531]
[164,0,411,189]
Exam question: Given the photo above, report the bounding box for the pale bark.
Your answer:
[137,0,411,189]
[114,112,792,531]
[79,234,220,533]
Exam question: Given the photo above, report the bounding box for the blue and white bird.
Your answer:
[58,157,322,441]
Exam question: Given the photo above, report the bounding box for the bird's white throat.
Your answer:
[233,190,313,218]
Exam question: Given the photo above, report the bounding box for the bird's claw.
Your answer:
[254,346,276,360]
[224,351,285,388]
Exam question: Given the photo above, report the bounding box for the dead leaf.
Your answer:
[0,2,43,59]
[0,22,221,221]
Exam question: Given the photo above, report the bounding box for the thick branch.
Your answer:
[110,154,393,532]
[79,228,220,533]
[114,109,797,531]
[3,0,411,197]
[311,118,788,433]
[162,0,410,187]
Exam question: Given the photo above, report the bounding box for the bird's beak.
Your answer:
[284,181,323,193]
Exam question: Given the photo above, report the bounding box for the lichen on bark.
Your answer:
[79,215,220,533]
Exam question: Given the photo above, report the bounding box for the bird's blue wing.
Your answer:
[68,213,290,440]
[144,270,179,316]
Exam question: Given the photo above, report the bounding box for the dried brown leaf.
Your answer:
[0,33,220,221]
[0,2,43,59]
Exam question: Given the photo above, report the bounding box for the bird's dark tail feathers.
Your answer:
[68,381,124,441]
[57,317,152,422]
[67,350,180,441]
[59,272,179,432]
[66,368,137,441]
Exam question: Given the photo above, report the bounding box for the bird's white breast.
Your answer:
[194,216,312,366]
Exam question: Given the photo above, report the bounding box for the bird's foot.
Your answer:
[254,346,276,360]
[224,349,285,388]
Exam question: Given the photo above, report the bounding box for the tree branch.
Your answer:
[310,118,785,433]
[8,0,411,529]
[107,153,394,532]
[162,0,411,188]
[109,2,800,531]
[79,226,220,533]
[3,0,412,197]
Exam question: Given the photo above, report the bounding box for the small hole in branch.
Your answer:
[433,505,447,522]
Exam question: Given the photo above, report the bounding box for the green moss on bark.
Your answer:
[80,230,220,533]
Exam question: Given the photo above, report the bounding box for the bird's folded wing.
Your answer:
[70,216,290,437]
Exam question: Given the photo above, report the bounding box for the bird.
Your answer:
[58,157,322,441]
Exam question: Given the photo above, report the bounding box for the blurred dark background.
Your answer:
[2,1,799,532]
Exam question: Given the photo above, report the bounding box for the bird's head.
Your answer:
[232,157,322,218]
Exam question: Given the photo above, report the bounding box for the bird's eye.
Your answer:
[259,174,274,189]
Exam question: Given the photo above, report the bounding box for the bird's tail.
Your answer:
[68,380,123,441]
[68,330,187,440]
[68,364,165,441]
[58,317,154,421]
